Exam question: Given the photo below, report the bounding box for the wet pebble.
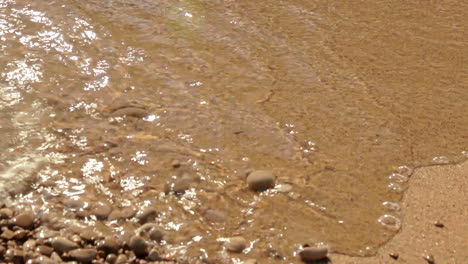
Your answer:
[1,228,15,240]
[247,170,275,191]
[90,202,113,220]
[111,107,148,118]
[389,252,399,260]
[299,246,328,261]
[115,254,129,264]
[136,207,158,224]
[147,248,160,261]
[129,235,149,257]
[149,228,164,242]
[224,236,247,253]
[96,236,120,254]
[0,208,14,219]
[51,237,79,253]
[424,254,435,264]
[23,239,36,251]
[108,207,136,221]
[11,211,35,229]
[106,254,117,264]
[164,177,192,195]
[69,248,98,262]
[204,209,226,223]
[36,245,54,256]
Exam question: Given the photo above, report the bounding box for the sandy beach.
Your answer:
[332,161,468,264]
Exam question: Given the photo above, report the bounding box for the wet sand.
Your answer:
[332,161,468,264]
[1,0,468,263]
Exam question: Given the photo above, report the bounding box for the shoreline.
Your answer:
[330,161,468,264]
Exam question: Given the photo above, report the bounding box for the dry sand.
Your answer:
[330,161,468,264]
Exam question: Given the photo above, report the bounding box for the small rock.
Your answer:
[129,235,148,257]
[50,252,62,262]
[147,248,160,261]
[277,184,293,193]
[31,256,58,264]
[23,239,36,251]
[389,252,399,260]
[423,254,435,264]
[136,207,158,224]
[36,245,54,256]
[108,207,136,221]
[115,254,129,264]
[204,209,226,223]
[111,107,148,118]
[1,228,15,240]
[434,221,444,228]
[224,236,247,253]
[164,177,191,195]
[90,202,113,220]
[299,246,328,261]
[96,236,120,254]
[171,160,181,168]
[244,259,257,264]
[0,208,14,219]
[69,248,98,262]
[247,170,275,191]
[63,197,87,210]
[149,228,164,242]
[12,211,35,229]
[50,237,79,253]
[106,254,117,264]
[13,229,29,239]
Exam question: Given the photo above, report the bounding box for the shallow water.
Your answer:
[0,0,467,262]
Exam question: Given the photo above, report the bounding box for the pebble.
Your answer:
[164,177,191,195]
[0,208,14,219]
[96,236,120,254]
[36,245,54,256]
[224,236,247,253]
[389,252,399,260]
[244,259,257,264]
[247,170,276,191]
[69,248,98,262]
[90,202,113,220]
[149,228,164,242]
[424,254,435,264]
[1,228,15,240]
[147,248,160,261]
[129,235,148,257]
[23,239,36,251]
[115,254,129,264]
[50,237,79,253]
[299,246,328,261]
[136,207,159,224]
[111,107,148,118]
[106,254,117,264]
[204,209,226,223]
[12,211,35,229]
[434,221,444,228]
[108,207,136,221]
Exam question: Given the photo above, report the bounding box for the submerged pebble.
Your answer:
[11,211,35,229]
[50,237,79,253]
[224,236,247,253]
[69,248,98,262]
[90,202,113,220]
[299,246,328,261]
[247,170,276,191]
[129,235,148,257]
[111,107,148,118]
